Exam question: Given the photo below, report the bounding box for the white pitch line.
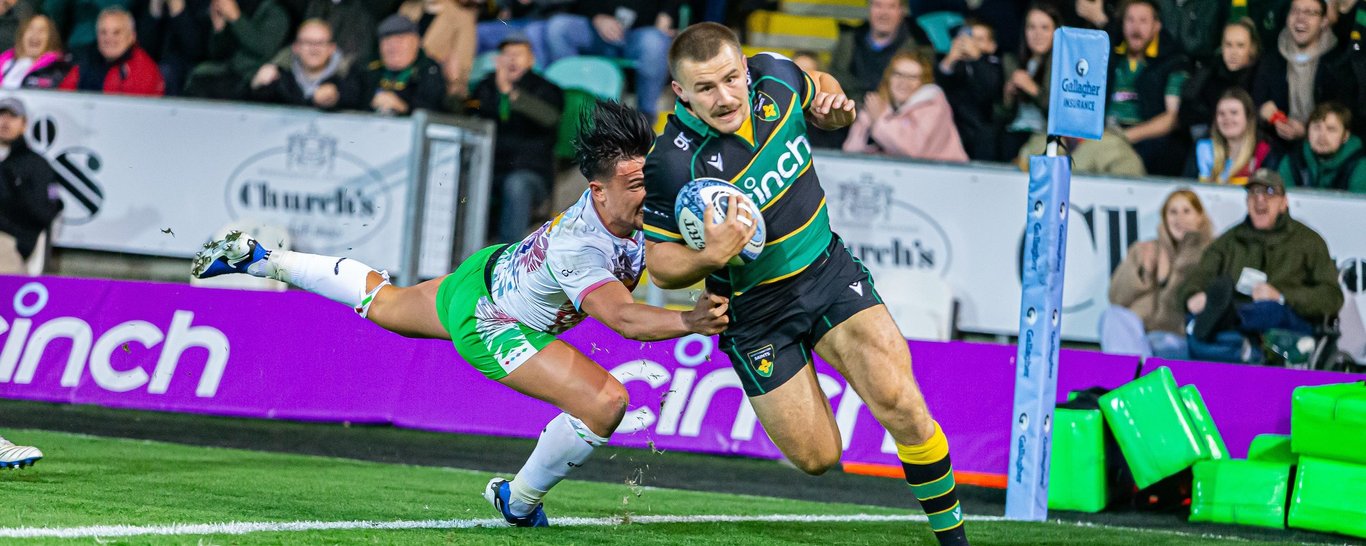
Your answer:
[0,514,1007,539]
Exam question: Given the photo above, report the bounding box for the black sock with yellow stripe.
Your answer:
[897,421,968,546]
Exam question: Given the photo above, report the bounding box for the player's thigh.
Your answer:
[747,364,842,475]
[815,304,935,444]
[366,276,449,339]
[499,340,627,437]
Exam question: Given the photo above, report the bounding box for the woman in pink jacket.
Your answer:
[842,51,968,162]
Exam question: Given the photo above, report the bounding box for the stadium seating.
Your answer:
[1189,459,1292,529]
[779,0,866,19]
[740,45,832,70]
[1290,381,1366,465]
[1099,367,1219,489]
[1289,456,1366,538]
[545,57,625,160]
[746,11,841,52]
[1047,408,1108,512]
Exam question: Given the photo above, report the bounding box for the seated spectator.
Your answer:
[60,6,165,95]
[1180,169,1343,364]
[184,0,289,99]
[936,18,1003,161]
[348,14,446,115]
[1106,0,1188,177]
[1155,0,1228,65]
[1279,102,1366,192]
[248,18,355,109]
[1252,0,1345,150]
[1,14,70,89]
[43,0,132,63]
[466,32,562,243]
[543,0,672,118]
[0,97,63,275]
[1190,88,1272,184]
[1001,3,1060,162]
[474,0,551,63]
[830,0,925,101]
[398,0,477,100]
[1179,18,1260,141]
[135,0,212,96]
[0,0,37,51]
[843,51,968,162]
[1015,129,1147,176]
[1099,188,1212,359]
[303,0,374,69]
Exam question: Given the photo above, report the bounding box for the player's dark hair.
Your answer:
[575,99,654,182]
[668,22,741,80]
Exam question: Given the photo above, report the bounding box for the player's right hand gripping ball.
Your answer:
[674,177,766,266]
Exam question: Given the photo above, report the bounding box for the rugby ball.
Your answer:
[674,178,766,266]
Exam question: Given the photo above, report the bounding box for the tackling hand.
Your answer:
[683,291,730,335]
[810,91,855,129]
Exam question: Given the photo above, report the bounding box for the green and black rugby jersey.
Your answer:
[643,52,833,295]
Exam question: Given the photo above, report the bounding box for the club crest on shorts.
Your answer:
[747,344,776,377]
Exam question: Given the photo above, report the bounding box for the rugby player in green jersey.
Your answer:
[641,23,968,545]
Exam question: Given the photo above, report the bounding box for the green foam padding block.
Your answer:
[1247,434,1295,465]
[1179,385,1228,461]
[1099,366,1207,489]
[1189,459,1290,529]
[1289,456,1366,538]
[1291,382,1366,465]
[1047,409,1108,512]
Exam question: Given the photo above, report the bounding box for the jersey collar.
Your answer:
[673,99,757,148]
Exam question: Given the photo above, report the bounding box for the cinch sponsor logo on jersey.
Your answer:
[739,135,811,205]
[0,282,230,397]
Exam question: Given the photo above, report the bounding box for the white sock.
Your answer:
[508,413,609,516]
[251,250,375,309]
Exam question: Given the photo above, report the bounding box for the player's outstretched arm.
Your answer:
[581,282,730,340]
[805,69,856,131]
[645,195,757,289]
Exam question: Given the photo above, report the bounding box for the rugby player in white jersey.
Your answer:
[191,100,736,527]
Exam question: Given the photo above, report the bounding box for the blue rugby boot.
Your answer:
[191,230,269,279]
[484,478,549,527]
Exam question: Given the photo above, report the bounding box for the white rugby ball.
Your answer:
[674,178,766,266]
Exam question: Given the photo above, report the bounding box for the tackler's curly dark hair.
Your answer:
[575,99,654,182]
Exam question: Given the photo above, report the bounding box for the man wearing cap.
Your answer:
[0,97,63,275]
[466,32,563,243]
[349,13,446,115]
[1180,169,1343,363]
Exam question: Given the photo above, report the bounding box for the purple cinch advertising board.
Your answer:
[0,276,1356,478]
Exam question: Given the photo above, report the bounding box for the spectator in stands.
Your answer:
[542,0,672,118]
[1190,88,1272,183]
[303,0,374,69]
[1106,0,1188,177]
[350,14,445,115]
[1181,169,1343,363]
[467,32,562,243]
[791,49,848,150]
[1,14,70,89]
[1155,0,1228,65]
[1100,188,1212,358]
[1252,0,1344,149]
[843,51,968,162]
[60,6,165,95]
[398,0,478,100]
[135,0,212,96]
[43,0,131,63]
[474,0,552,63]
[1015,129,1147,176]
[0,97,62,275]
[1279,102,1366,192]
[1179,18,1260,142]
[0,0,37,51]
[184,0,289,99]
[1000,3,1060,163]
[830,0,924,101]
[936,18,1003,161]
[248,19,354,109]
